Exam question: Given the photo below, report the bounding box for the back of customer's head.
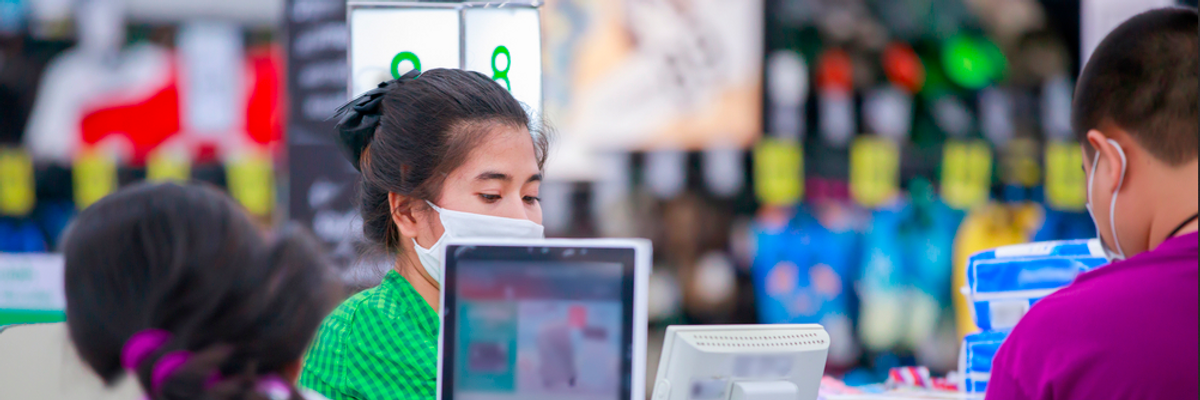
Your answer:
[63,182,343,400]
[1072,7,1199,256]
[1073,7,1198,163]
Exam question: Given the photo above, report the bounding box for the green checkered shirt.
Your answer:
[300,270,439,399]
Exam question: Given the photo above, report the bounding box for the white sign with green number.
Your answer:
[347,2,543,116]
[0,254,66,325]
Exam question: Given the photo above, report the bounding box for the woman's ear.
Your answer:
[389,192,421,238]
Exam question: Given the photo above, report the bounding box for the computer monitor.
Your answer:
[651,324,829,400]
[438,238,651,400]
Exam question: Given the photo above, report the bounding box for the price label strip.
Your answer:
[1045,140,1087,211]
[753,139,804,206]
[941,139,993,210]
[850,136,900,208]
[146,149,192,183]
[0,148,36,216]
[73,149,117,210]
[226,153,275,217]
[1001,138,1041,188]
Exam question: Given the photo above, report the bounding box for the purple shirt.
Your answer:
[987,232,1198,399]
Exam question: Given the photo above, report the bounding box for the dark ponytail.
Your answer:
[334,68,550,252]
[63,183,344,400]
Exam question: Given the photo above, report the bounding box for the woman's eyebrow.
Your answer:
[475,171,512,182]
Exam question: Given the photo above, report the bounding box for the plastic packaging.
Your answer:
[964,239,1108,330]
[958,329,1010,394]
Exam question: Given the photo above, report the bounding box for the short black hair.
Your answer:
[1073,7,1198,165]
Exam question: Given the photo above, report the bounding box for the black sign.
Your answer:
[285,0,390,286]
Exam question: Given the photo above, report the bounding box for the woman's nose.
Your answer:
[496,197,533,221]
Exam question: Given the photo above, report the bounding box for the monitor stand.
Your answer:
[730,381,800,400]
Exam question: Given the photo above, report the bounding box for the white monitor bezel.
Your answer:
[436,238,651,400]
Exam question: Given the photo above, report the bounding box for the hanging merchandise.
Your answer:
[766,50,808,142]
[751,205,860,366]
[808,202,863,368]
[941,35,1006,90]
[1040,74,1074,141]
[849,136,900,209]
[817,49,856,148]
[753,139,803,207]
[26,0,69,39]
[1034,209,1095,242]
[979,87,1015,148]
[146,146,192,183]
[899,178,962,362]
[536,180,572,236]
[703,145,744,198]
[0,217,45,252]
[1039,139,1094,241]
[0,148,35,217]
[645,149,687,200]
[687,251,739,317]
[882,42,925,94]
[858,202,907,352]
[31,200,73,249]
[592,152,637,238]
[72,148,117,210]
[225,150,275,219]
[864,86,913,143]
[940,139,993,210]
[178,20,245,153]
[0,0,21,35]
[24,42,175,164]
[647,267,682,323]
[1044,140,1087,212]
[950,204,1041,339]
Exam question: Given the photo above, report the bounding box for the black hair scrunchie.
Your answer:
[333,69,421,171]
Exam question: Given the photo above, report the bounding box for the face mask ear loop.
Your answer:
[1107,139,1128,260]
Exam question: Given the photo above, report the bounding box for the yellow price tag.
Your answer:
[0,148,36,216]
[226,152,275,217]
[73,149,117,210]
[146,149,191,183]
[941,139,993,210]
[850,136,900,208]
[753,139,804,206]
[1001,138,1041,187]
[1045,140,1087,211]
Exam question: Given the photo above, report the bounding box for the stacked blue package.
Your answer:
[965,239,1109,330]
[959,329,1010,394]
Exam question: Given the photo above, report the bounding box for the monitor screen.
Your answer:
[442,245,638,400]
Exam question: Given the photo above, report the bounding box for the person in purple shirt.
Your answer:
[987,7,1199,400]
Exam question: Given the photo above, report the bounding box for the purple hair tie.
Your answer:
[150,351,192,392]
[120,329,172,370]
[257,375,293,400]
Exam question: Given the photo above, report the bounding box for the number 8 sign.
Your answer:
[463,5,543,118]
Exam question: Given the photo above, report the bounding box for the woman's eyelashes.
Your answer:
[476,193,540,205]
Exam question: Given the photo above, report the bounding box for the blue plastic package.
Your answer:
[958,329,1010,394]
[965,239,1109,330]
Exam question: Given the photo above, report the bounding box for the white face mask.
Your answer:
[412,201,545,285]
[1086,139,1127,261]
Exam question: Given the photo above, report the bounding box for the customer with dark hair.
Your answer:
[300,68,549,399]
[62,182,343,400]
[987,7,1198,400]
